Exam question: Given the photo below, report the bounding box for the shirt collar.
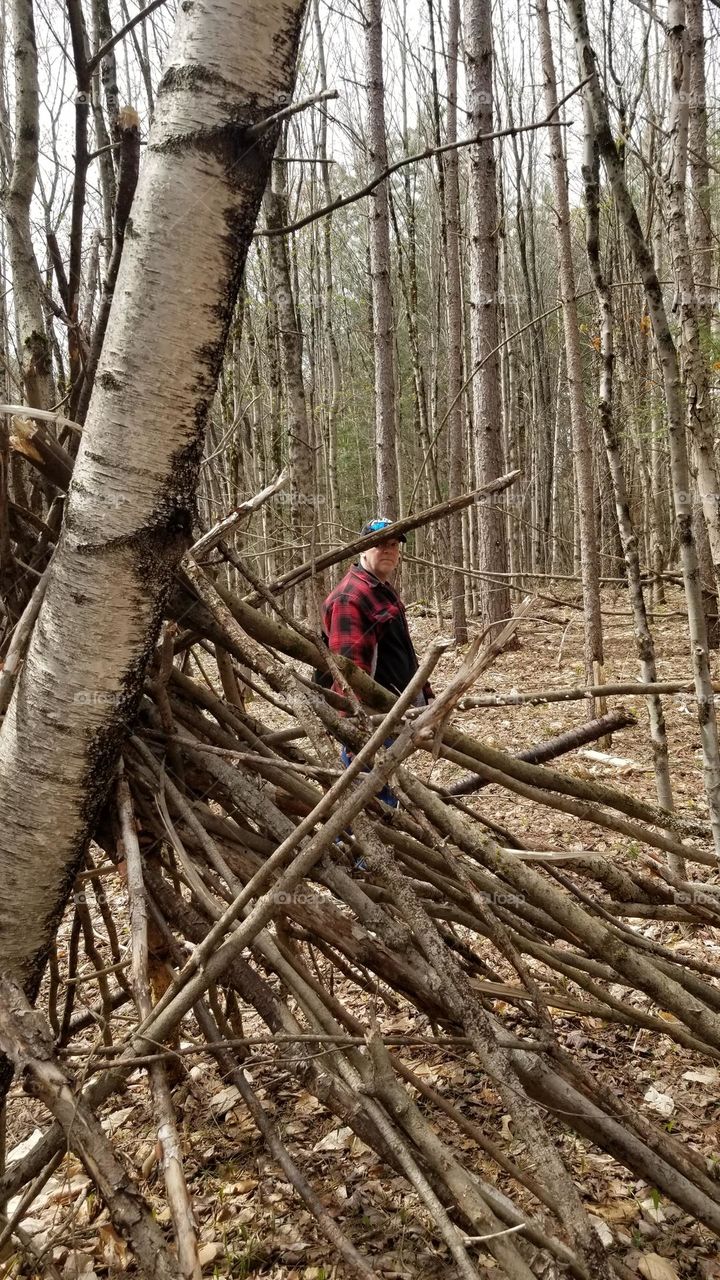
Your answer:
[354,562,396,595]
[356,558,379,584]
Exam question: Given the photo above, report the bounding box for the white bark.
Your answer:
[0,0,307,991]
[3,0,55,410]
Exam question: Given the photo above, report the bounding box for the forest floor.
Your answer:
[5,586,720,1280]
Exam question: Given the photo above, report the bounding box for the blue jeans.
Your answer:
[340,743,398,809]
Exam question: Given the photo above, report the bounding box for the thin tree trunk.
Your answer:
[265,162,315,615]
[465,0,512,634]
[441,0,468,643]
[536,0,604,695]
[563,0,720,857]
[666,0,720,644]
[313,0,341,554]
[650,229,667,611]
[89,0,119,253]
[580,96,678,867]
[363,0,398,517]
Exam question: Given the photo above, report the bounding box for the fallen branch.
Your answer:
[460,677,717,708]
[0,566,50,716]
[0,978,178,1279]
[447,708,637,795]
[118,771,201,1280]
[191,468,288,559]
[244,472,520,604]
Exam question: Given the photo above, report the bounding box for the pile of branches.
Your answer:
[2,511,720,1280]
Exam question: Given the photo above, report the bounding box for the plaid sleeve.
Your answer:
[325,593,377,677]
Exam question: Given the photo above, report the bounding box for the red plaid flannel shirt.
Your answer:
[322,564,433,701]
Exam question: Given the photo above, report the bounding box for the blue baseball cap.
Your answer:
[361,516,406,543]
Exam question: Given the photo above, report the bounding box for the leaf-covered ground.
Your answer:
[5,587,720,1280]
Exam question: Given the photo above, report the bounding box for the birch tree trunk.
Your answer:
[464,0,511,634]
[364,0,398,517]
[0,0,307,995]
[3,0,55,411]
[563,0,720,857]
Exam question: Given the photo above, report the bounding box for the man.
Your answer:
[321,517,432,814]
[322,516,433,705]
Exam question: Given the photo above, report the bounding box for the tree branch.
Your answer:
[258,76,591,237]
[245,89,339,140]
[87,0,167,74]
[244,471,520,603]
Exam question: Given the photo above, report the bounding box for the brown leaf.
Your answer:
[198,1242,221,1267]
[98,1224,131,1272]
[638,1255,680,1280]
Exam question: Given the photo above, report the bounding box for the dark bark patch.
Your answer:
[678,515,695,547]
[97,370,123,392]
[158,61,234,97]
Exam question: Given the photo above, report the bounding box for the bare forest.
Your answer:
[1,0,720,1277]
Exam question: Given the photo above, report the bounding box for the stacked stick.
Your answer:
[2,523,720,1280]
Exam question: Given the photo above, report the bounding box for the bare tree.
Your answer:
[665,0,720,628]
[564,0,720,856]
[580,94,677,864]
[364,0,398,517]
[536,0,604,693]
[265,157,316,613]
[465,0,511,634]
[313,0,342,552]
[441,0,468,642]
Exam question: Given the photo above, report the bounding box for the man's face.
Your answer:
[363,537,401,582]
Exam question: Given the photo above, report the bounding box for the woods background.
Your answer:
[1,1,720,1278]
[3,0,718,623]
